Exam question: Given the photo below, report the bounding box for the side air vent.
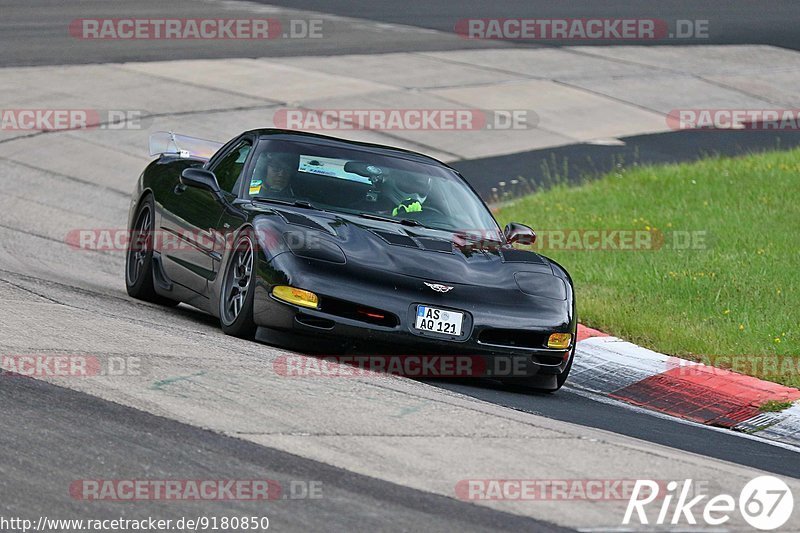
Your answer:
[295,314,335,330]
[276,210,327,232]
[478,328,549,349]
[500,248,545,264]
[478,329,564,365]
[416,237,453,253]
[320,298,399,327]
[372,230,420,248]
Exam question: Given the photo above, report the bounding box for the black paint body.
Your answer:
[128,129,577,388]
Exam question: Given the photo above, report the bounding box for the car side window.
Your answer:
[210,139,252,194]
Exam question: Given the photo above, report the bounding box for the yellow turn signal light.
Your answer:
[272,286,319,309]
[547,333,572,349]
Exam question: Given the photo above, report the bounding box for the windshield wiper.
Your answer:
[356,212,425,227]
[253,197,321,211]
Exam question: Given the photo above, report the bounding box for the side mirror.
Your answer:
[180,167,221,195]
[504,222,536,246]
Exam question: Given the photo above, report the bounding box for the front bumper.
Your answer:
[252,259,576,379]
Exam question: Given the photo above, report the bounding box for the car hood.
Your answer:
[252,206,561,289]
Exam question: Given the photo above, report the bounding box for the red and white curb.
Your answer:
[573,325,800,447]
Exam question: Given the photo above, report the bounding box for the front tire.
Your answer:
[536,346,575,393]
[503,345,575,393]
[554,345,575,390]
[219,231,257,338]
[125,195,179,307]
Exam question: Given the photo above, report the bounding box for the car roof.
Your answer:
[244,128,451,168]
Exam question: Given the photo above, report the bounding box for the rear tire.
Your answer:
[219,231,258,338]
[125,195,179,307]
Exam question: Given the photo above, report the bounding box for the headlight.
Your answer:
[514,271,567,300]
[547,333,572,349]
[283,231,346,264]
[273,286,320,309]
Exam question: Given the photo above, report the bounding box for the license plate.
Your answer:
[415,305,463,336]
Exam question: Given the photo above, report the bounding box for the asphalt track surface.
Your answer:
[5,0,800,200]
[454,129,800,199]
[0,377,567,532]
[0,0,506,67]
[252,0,800,50]
[2,1,800,531]
[3,0,800,67]
[434,381,800,480]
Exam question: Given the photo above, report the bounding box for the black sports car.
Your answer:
[126,129,576,391]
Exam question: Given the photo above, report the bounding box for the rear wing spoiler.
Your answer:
[148,131,223,161]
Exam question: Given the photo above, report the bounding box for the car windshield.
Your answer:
[247,138,501,236]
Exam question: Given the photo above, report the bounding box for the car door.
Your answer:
[160,137,254,295]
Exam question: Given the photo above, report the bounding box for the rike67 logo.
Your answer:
[624,476,794,530]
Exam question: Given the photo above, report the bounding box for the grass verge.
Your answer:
[497,149,799,387]
[760,400,795,413]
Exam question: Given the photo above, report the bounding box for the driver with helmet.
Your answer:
[383,172,432,217]
[263,152,299,196]
[250,151,299,198]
